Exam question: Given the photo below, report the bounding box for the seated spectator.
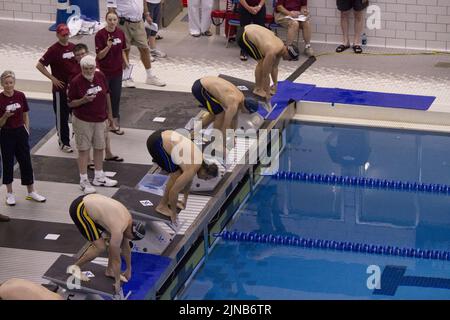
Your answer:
[68,56,118,194]
[0,70,46,206]
[335,0,368,54]
[274,0,314,57]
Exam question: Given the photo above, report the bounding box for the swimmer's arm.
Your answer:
[262,53,276,95]
[221,106,238,143]
[120,237,132,280]
[271,57,280,91]
[108,232,123,292]
[168,169,197,214]
[181,180,192,206]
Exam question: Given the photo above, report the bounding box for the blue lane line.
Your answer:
[214,231,450,261]
[271,170,450,195]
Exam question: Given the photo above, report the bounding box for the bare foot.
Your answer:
[270,85,277,95]
[177,200,186,210]
[253,88,266,98]
[156,204,177,224]
[105,271,128,283]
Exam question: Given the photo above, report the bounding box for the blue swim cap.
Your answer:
[243,98,259,113]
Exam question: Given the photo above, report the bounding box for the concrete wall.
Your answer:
[1,0,449,51]
[307,0,450,51]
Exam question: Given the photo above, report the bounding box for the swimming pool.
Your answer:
[179,122,450,300]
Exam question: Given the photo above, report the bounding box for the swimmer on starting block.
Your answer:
[146,130,219,224]
[191,76,260,144]
[68,194,146,294]
[0,278,63,300]
[237,24,299,100]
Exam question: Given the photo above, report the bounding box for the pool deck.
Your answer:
[0,9,450,298]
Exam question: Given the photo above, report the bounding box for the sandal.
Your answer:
[352,45,363,54]
[105,155,124,162]
[202,30,212,36]
[240,53,248,61]
[336,44,350,53]
[156,35,163,40]
[110,127,125,135]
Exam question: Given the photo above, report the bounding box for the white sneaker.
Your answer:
[60,145,74,153]
[123,79,136,88]
[92,175,118,187]
[80,179,96,194]
[304,46,314,57]
[151,49,167,58]
[146,75,166,87]
[26,191,46,203]
[6,193,15,206]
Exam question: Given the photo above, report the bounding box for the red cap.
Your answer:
[56,23,70,36]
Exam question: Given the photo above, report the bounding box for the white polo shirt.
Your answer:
[106,0,144,22]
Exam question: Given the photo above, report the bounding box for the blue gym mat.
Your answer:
[122,252,172,300]
[264,81,316,120]
[302,87,435,110]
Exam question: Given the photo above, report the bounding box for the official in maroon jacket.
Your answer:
[36,23,79,153]
[0,70,46,206]
[68,56,118,195]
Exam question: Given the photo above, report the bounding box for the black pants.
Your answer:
[52,90,71,147]
[0,126,34,185]
[239,6,266,55]
[107,75,123,120]
[239,5,266,27]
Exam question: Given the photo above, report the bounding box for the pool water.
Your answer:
[180,122,450,300]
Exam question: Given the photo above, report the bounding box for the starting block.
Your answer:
[112,185,183,235]
[43,255,128,300]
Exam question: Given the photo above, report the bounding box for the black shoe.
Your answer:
[0,214,10,222]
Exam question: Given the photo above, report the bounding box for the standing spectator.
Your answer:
[68,56,118,195]
[36,23,78,153]
[0,71,46,206]
[73,44,124,166]
[238,0,266,61]
[274,0,314,57]
[106,0,166,88]
[0,156,8,221]
[335,0,368,54]
[95,11,128,135]
[145,0,167,58]
[188,0,213,37]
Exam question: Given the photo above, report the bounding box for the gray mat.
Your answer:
[0,219,85,254]
[112,185,172,223]
[43,255,115,296]
[218,74,266,102]
[120,88,200,130]
[18,155,150,187]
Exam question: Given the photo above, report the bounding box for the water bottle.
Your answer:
[362,33,367,46]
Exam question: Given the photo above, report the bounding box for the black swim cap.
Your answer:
[132,221,146,240]
[287,44,300,60]
[243,98,259,113]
